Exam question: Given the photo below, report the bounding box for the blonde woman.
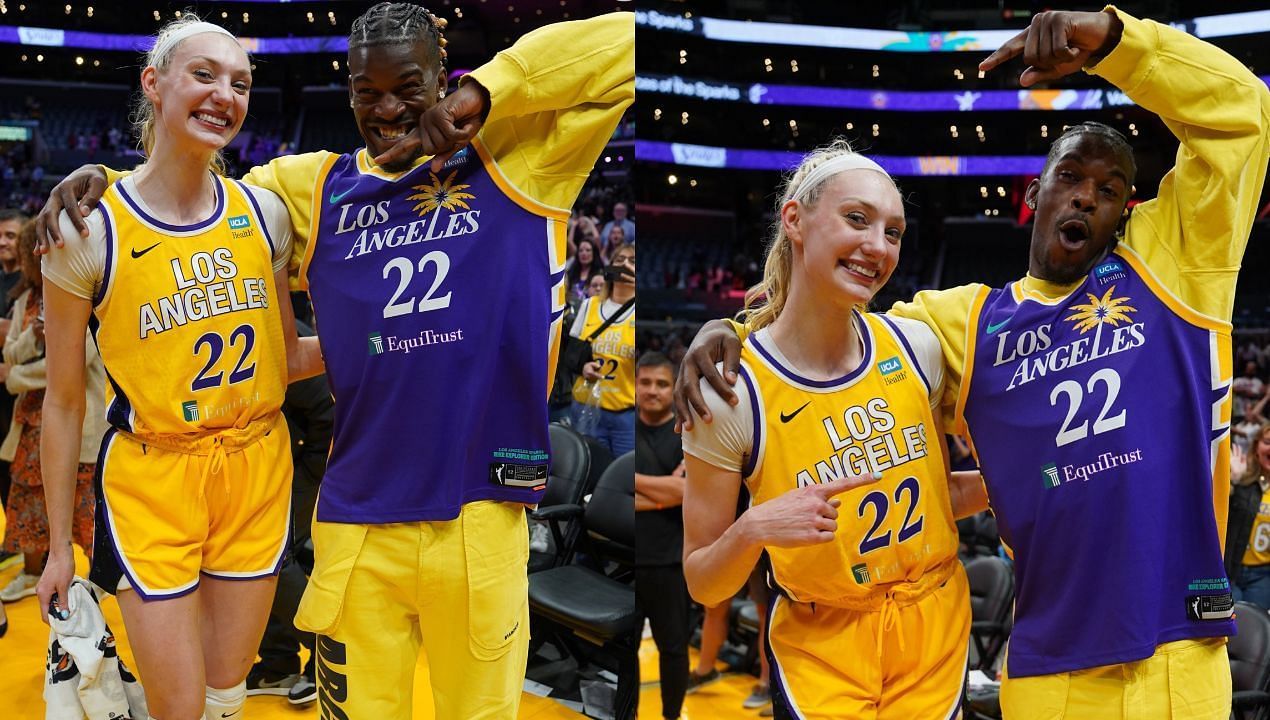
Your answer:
[37,17,318,719]
[682,141,984,720]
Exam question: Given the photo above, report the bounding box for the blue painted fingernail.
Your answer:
[872,471,883,481]
[59,610,69,620]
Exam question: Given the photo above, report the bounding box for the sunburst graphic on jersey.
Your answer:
[407,171,475,216]
[1065,285,1136,334]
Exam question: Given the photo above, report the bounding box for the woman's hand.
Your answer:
[582,360,602,382]
[742,473,880,548]
[36,543,75,623]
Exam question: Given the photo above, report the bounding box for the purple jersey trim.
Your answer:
[93,203,114,306]
[749,313,873,389]
[115,173,225,234]
[739,363,761,479]
[231,179,275,255]
[878,314,931,394]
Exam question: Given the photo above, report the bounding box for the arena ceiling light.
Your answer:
[635,7,1270,49]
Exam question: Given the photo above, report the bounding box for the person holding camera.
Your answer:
[567,244,635,455]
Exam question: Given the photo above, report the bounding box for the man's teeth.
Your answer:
[846,262,878,278]
[195,113,228,127]
[380,126,407,139]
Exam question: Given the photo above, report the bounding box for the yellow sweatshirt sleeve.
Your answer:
[241,151,334,289]
[888,285,984,431]
[465,12,634,210]
[1089,7,1270,320]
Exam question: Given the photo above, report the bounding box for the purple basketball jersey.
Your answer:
[962,250,1234,677]
[305,144,564,522]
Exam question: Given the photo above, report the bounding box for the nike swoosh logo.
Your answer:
[985,316,1012,334]
[780,402,810,423]
[130,242,161,259]
[328,186,353,205]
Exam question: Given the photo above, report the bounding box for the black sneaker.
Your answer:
[685,668,721,694]
[244,666,298,696]
[288,673,317,705]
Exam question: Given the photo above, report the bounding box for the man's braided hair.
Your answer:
[348,2,449,70]
[1044,121,1136,185]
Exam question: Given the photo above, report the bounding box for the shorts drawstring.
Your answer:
[202,436,228,496]
[877,594,905,659]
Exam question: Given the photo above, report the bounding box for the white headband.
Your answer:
[791,153,891,203]
[149,21,238,65]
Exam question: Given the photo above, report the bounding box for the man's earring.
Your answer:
[1026,199,1036,210]
[439,89,446,99]
[349,100,354,108]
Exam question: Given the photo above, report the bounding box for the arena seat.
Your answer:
[528,423,593,573]
[1230,601,1270,720]
[964,555,1014,671]
[528,451,638,720]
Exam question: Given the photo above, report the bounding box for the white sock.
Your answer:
[203,681,246,719]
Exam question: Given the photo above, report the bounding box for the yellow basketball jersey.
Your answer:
[1243,484,1270,566]
[740,313,959,608]
[571,297,635,411]
[92,176,287,438]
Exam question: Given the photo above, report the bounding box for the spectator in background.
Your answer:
[635,352,689,720]
[0,210,23,518]
[603,223,629,260]
[1227,423,1270,609]
[588,272,607,298]
[1234,361,1265,424]
[571,245,636,455]
[567,237,605,303]
[601,200,634,246]
[0,210,24,327]
[0,221,106,603]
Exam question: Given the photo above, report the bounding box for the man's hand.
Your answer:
[674,319,743,432]
[35,164,108,254]
[373,81,491,173]
[979,9,1123,87]
[741,473,880,548]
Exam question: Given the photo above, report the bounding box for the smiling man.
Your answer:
[39,4,633,718]
[676,7,1270,719]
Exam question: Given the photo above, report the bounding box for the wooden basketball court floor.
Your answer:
[638,636,769,719]
[0,551,585,719]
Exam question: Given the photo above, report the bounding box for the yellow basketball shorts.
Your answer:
[1000,637,1231,720]
[296,500,531,720]
[91,415,291,599]
[768,562,970,720]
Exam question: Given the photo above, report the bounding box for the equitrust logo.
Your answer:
[851,563,871,584]
[181,401,199,422]
[368,332,384,355]
[1042,462,1061,488]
